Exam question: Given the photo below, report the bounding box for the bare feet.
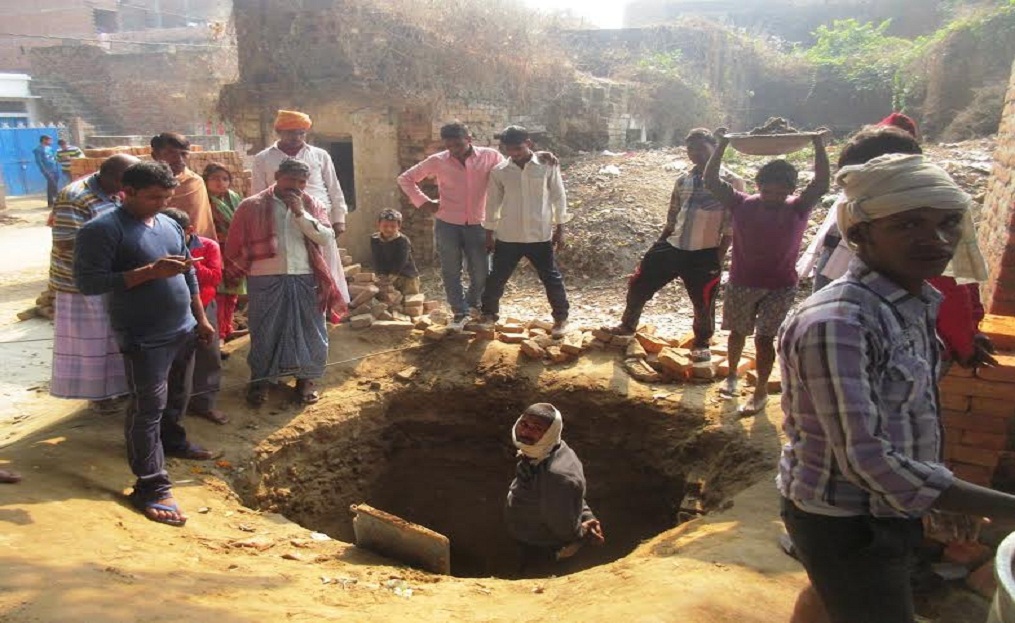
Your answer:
[191,409,230,425]
[738,391,770,416]
[0,469,22,484]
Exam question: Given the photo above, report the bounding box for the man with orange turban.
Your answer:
[252,110,350,316]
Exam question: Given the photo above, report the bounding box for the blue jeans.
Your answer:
[121,330,196,502]
[434,219,489,317]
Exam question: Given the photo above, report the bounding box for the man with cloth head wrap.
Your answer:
[777,153,1015,623]
[505,403,604,575]
[251,110,350,321]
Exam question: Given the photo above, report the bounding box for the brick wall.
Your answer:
[29,44,237,136]
[939,316,1015,490]
[976,59,1015,315]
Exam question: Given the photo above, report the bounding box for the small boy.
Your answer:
[480,126,569,338]
[704,128,830,415]
[162,208,228,425]
[370,208,420,296]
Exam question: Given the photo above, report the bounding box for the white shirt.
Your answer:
[249,197,336,277]
[484,154,567,244]
[251,143,349,225]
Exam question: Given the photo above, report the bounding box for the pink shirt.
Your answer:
[396,147,504,226]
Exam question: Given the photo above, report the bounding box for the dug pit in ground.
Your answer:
[241,379,770,579]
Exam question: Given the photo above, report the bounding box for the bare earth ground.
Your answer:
[0,137,997,622]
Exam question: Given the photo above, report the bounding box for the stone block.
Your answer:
[534,335,556,349]
[350,314,374,329]
[404,304,425,316]
[520,340,547,360]
[423,301,441,312]
[375,309,395,321]
[344,263,362,277]
[354,272,376,283]
[404,293,426,305]
[475,328,497,341]
[497,323,526,334]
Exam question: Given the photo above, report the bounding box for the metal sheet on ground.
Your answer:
[351,503,451,575]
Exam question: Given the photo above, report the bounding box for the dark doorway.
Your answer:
[328,140,356,211]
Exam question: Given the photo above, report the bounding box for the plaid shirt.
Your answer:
[777,258,954,519]
[49,174,120,293]
[665,167,744,251]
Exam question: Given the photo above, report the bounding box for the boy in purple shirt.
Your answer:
[705,129,830,415]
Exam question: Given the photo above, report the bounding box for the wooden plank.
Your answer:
[351,503,450,575]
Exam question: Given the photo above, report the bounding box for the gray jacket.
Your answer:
[505,441,596,548]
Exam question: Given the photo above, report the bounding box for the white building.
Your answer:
[0,74,41,127]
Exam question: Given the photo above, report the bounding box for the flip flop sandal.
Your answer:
[127,491,187,527]
[737,396,770,417]
[0,469,22,484]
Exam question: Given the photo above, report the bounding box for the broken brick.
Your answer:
[635,332,669,354]
[350,314,374,329]
[626,339,647,360]
[520,340,547,360]
[499,332,526,344]
[561,332,584,356]
[353,272,376,283]
[624,358,662,383]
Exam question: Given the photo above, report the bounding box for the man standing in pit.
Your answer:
[505,403,605,576]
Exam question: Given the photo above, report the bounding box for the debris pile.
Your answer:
[344,249,441,329]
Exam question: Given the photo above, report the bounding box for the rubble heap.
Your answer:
[342,250,441,329]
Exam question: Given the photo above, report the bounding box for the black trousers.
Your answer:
[122,330,196,502]
[781,497,923,623]
[45,174,59,207]
[481,240,569,322]
[621,242,720,347]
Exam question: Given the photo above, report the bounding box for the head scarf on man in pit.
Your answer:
[836,153,988,283]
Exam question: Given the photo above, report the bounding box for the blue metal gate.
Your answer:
[0,125,61,196]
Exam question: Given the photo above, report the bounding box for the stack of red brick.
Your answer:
[940,314,1015,487]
